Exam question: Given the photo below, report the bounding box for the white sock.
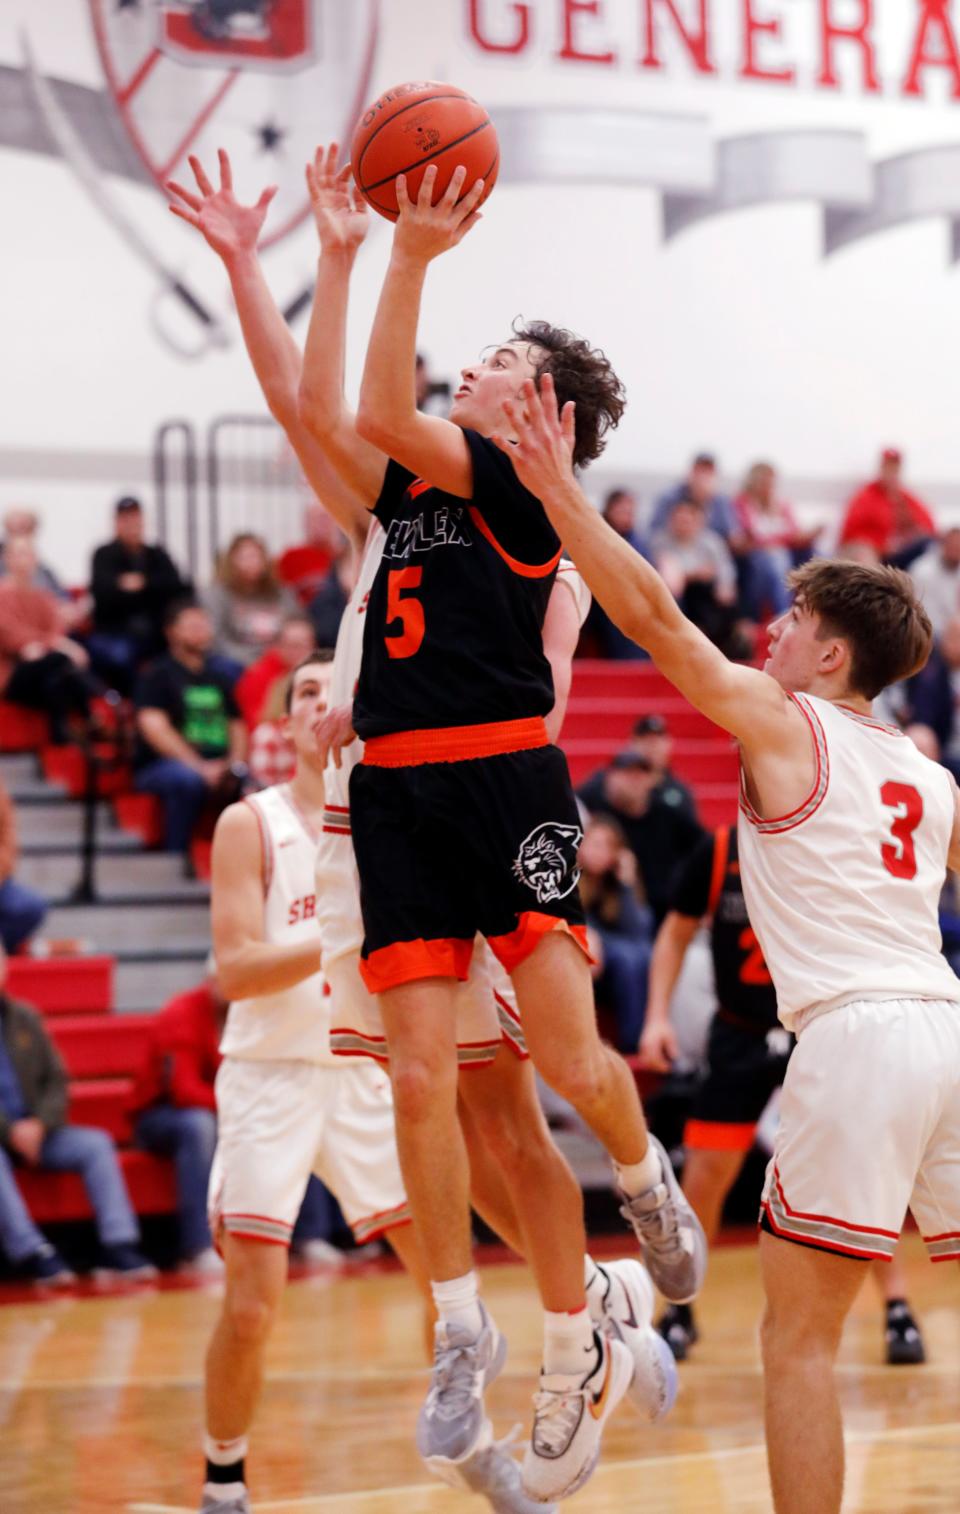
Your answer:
[616,1143,663,1199]
[203,1433,248,1501]
[431,1272,484,1338]
[202,1487,247,1505]
[543,1305,598,1377]
[584,1255,609,1323]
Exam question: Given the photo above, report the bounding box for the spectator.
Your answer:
[131,964,227,1273]
[234,614,317,729]
[0,941,155,1283]
[627,714,698,823]
[579,815,654,1052]
[134,600,248,856]
[89,497,186,694]
[839,448,936,567]
[909,527,960,640]
[903,613,960,780]
[0,780,47,954]
[0,536,98,744]
[649,496,742,654]
[307,544,356,648]
[583,489,649,661]
[276,502,341,606]
[0,509,76,609]
[204,533,300,676]
[734,461,817,619]
[578,750,706,924]
[602,489,645,552]
[415,351,452,415]
[651,453,736,540]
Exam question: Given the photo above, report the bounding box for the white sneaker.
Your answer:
[593,1259,678,1421]
[521,1332,633,1503]
[293,1239,347,1267]
[179,1248,225,1277]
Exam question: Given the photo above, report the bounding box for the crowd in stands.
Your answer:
[3,432,960,1280]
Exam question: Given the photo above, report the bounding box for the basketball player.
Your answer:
[168,149,677,1509]
[293,157,704,1502]
[641,825,925,1367]
[499,375,960,1514]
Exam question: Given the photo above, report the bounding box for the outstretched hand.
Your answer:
[392,164,485,265]
[167,149,276,261]
[306,143,369,255]
[494,373,578,501]
[312,703,357,771]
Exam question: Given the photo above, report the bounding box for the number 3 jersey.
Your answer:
[352,429,561,740]
[737,692,960,1034]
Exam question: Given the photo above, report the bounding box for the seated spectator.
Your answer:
[0,779,47,954]
[584,490,648,660]
[276,502,341,606]
[131,963,227,1274]
[651,452,736,540]
[909,527,960,640]
[307,544,356,648]
[204,533,300,677]
[579,815,654,1053]
[134,600,248,856]
[839,448,936,567]
[0,941,155,1283]
[734,461,816,619]
[89,497,186,694]
[627,714,698,822]
[234,614,317,730]
[602,489,645,551]
[0,536,98,744]
[903,613,960,780]
[649,496,742,654]
[578,750,705,924]
[0,509,82,621]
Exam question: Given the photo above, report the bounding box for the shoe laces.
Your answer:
[425,1329,486,1423]
[531,1379,592,1457]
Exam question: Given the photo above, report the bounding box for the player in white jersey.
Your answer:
[501,378,960,1514]
[169,151,676,1513]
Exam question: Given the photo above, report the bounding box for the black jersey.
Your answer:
[353,430,561,740]
[669,826,778,1031]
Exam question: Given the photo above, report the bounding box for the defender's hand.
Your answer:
[391,165,485,265]
[167,149,277,261]
[637,1020,679,1073]
[306,143,369,255]
[495,373,577,499]
[313,703,357,770]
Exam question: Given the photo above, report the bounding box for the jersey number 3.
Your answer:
[385,568,425,659]
[880,781,924,880]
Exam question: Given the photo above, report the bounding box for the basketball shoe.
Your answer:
[618,1135,707,1303]
[460,1433,557,1512]
[416,1302,506,1477]
[656,1302,699,1361]
[592,1258,678,1420]
[199,1489,249,1513]
[521,1332,633,1503]
[884,1300,926,1365]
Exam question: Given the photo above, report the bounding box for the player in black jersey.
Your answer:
[641,827,925,1366]
[298,155,705,1502]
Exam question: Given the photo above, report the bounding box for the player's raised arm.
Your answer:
[211,803,322,1000]
[498,375,802,755]
[167,149,370,547]
[354,166,487,498]
[297,146,388,509]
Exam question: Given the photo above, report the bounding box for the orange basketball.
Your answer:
[351,80,499,223]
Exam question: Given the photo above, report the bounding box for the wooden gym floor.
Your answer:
[1,1233,957,1513]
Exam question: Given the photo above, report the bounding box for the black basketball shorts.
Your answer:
[684,1012,795,1153]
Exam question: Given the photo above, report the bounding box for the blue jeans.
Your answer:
[135,758,207,853]
[0,1125,139,1265]
[135,1104,216,1259]
[0,877,48,953]
[596,931,651,1053]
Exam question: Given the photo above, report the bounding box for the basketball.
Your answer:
[350,80,499,222]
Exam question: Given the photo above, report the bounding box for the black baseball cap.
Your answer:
[115,495,142,513]
[692,452,716,469]
[611,750,654,772]
[633,714,668,736]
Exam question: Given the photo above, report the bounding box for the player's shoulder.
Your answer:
[213,796,265,850]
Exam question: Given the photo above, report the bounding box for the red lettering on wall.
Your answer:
[818,0,880,91]
[557,0,616,63]
[903,0,960,98]
[640,0,715,74]
[468,0,531,55]
[741,0,795,83]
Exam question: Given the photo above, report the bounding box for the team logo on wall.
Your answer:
[513,823,584,904]
[89,0,379,250]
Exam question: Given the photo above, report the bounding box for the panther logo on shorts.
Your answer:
[512,822,583,903]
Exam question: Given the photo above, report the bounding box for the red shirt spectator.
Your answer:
[233,614,316,729]
[130,980,224,1115]
[277,501,341,605]
[840,449,936,558]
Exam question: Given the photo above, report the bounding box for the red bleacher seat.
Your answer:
[0,702,47,751]
[114,792,164,847]
[49,1014,153,1078]
[16,1150,177,1223]
[68,1078,134,1144]
[41,744,131,800]
[7,955,114,1014]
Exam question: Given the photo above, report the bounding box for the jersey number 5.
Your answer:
[385,568,425,660]
[880,781,924,880]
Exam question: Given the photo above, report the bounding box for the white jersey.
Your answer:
[738,692,960,1034]
[221,784,334,1065]
[314,522,590,965]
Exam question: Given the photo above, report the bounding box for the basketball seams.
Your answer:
[355,91,476,185]
[359,119,495,194]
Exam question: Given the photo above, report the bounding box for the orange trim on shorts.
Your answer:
[487,913,593,976]
[363,717,549,768]
[468,506,563,578]
[359,936,475,992]
[684,1117,756,1152]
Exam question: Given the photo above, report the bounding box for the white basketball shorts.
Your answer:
[209,1056,409,1249]
[761,997,960,1261]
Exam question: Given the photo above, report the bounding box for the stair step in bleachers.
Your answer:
[48,1015,154,1077]
[43,900,211,956]
[7,955,114,1014]
[41,744,132,800]
[113,792,165,847]
[68,1078,135,1144]
[562,701,718,741]
[18,851,211,901]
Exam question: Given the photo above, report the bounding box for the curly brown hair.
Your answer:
[788,559,932,699]
[511,319,626,470]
